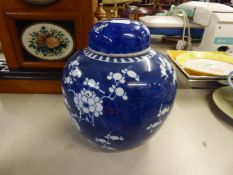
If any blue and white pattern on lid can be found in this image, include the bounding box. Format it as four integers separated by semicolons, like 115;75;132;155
84;48;157;63
88;19;150;55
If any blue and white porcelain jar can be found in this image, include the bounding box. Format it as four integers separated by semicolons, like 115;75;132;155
62;19;177;151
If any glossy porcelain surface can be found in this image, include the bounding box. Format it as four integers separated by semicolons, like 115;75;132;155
62;19;176;151
88;19;150;55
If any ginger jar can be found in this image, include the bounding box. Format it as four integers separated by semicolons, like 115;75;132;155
62;19;177;151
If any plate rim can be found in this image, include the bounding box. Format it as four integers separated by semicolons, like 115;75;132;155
212;86;233;119
176;51;233;67
183;58;233;76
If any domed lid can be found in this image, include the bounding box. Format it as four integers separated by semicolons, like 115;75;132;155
88;19;150;56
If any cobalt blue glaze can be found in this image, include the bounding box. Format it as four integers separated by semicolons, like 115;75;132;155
88;19;150;54
62;19;177;151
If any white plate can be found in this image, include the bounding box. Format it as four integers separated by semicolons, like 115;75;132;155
184;59;233;76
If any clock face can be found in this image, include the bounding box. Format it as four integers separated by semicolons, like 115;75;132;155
23;0;57;5
21;23;75;61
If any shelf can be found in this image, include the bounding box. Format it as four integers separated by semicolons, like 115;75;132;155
0;60;62;93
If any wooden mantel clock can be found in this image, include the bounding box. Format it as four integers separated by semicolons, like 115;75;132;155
0;0;97;93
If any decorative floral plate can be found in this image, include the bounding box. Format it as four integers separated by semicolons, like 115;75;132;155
21;23;74;61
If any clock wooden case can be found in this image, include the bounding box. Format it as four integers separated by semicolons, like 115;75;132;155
0;0;96;70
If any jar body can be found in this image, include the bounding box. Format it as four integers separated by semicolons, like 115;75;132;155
62;48;176;151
